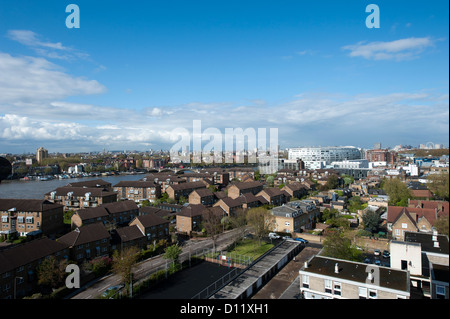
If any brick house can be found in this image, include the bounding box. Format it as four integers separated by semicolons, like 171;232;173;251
70;200;139;229
188;188;216;206
281;182;308;199
387;206;444;240
0;199;65;239
176;204;207;235
213;197;244;216
165;181;207;201
227;181;264;199
113;180;161;203
57;223;111;262
256;187;289;206
0;238;70;299
129;214;170;244
44;186;117;211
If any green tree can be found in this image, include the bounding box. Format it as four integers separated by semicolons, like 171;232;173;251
112;246;140;289
326;174;339;190
163;244;183;263
362;209;381;234
322;231;362;262
434;216;449;236
427;172;449;201
321;208;339;222
382;178;412;206
347;196;365;213
37;256;68;289
265;175;274;187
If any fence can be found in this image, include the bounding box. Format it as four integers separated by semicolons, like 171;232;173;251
110;246;251;299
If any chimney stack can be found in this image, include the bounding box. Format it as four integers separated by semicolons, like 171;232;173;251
335;263;339;274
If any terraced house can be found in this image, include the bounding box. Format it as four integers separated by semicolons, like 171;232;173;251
70;200;139;229
0;238;70;299
165;181;207;201
57;223;111;262
44;186;117;211
113;180;161;203
0;199;65;239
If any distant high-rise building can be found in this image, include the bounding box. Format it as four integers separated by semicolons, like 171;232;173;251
374;142;382;150
36;147;48;163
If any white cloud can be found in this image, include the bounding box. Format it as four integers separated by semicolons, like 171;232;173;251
0;53;106;104
343;37;435;61
7;30;89;61
0;89;447;151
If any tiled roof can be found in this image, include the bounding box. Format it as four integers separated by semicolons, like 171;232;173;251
0;238;69;274
0;199;63;212
57;223;110;247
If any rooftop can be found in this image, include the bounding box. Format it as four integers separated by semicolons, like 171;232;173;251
301;255;410;293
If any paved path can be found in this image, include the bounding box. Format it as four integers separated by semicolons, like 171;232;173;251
251;243;322;299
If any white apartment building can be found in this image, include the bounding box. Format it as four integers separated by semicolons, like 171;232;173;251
288;146;362;169
299;255;410;299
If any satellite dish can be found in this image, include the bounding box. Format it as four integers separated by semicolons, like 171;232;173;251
0;157;12;183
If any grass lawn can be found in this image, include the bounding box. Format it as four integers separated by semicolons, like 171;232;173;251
224;238;274;260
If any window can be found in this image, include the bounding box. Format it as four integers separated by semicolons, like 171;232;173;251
26;217;33;224
358;287;367;299
325;279;332;294
436;285;446;299
302;275;309;288
1;216;8;223
401;260;408;270
334;282;341;296
369;289;377;299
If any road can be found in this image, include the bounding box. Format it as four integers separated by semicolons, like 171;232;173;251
69;228;242;299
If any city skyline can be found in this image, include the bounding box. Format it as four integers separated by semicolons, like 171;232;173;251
0;0;448;153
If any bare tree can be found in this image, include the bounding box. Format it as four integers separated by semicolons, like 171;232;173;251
246;207;274;246
202;207;223;252
229;208;248;241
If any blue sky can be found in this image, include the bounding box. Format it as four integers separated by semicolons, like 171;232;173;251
0;0;448;153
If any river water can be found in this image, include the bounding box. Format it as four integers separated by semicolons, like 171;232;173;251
0;174;146;200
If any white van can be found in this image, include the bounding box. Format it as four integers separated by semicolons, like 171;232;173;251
268;232;280;239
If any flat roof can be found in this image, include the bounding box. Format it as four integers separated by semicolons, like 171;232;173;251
301;255;409;292
210;241;301;299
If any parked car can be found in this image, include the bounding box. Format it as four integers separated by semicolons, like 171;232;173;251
374;259;381;266
295;237;308;244
374;249;380;256
382;250;390;258
268;232;280;239
363;257;371;264
101;284;125;298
